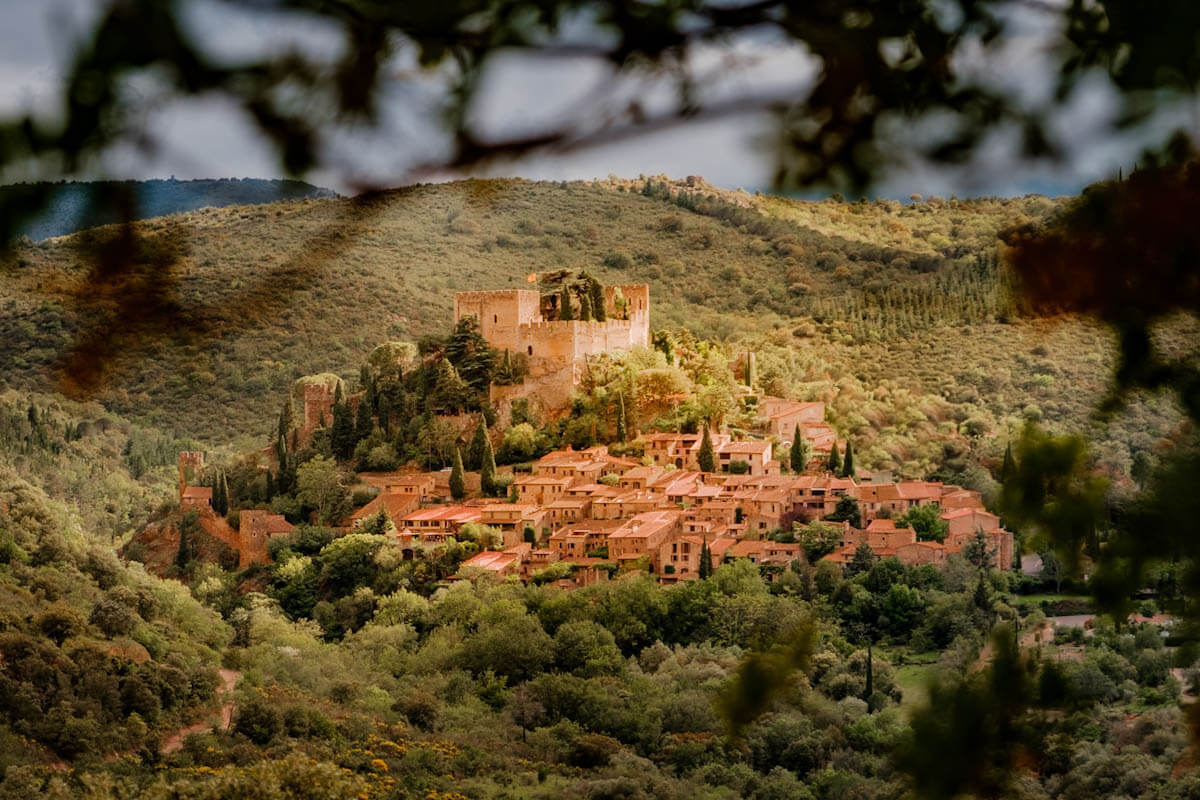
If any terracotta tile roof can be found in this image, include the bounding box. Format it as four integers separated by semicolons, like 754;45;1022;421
460;551;520;572
403;506;483;523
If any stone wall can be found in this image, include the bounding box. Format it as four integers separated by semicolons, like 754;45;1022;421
178;451;204;500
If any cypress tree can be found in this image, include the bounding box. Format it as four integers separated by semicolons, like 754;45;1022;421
558;284;574;321
214;470;230;515
265;470;276;500
1001;442;1015;483
841;440;855;478
589;278;607;321
579;291;594;321
698;537;713;579
480;431;498;496
827;442;841;474
175;525;191;571
698;424;715;473
616;395;627;443
789;425;808;473
468;416;488;471
449;447;466;500
278;395;294;442
745;350;756;389
497;349;514;383
360;364;377;412
331;400;355;459
354;396;373;444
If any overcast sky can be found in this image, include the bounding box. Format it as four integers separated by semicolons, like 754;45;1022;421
0;0;1187;198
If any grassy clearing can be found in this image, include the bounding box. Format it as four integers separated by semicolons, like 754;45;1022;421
894;663;939;715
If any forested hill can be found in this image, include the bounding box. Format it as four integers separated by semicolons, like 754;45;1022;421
0;177;1183;479
3;178;337;241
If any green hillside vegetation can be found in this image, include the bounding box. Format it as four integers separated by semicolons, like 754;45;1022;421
0;178;1187;481
0;468;228;766
0;390;196;540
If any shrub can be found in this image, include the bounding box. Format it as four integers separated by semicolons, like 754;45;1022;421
602;251;632;269
234;696;283;744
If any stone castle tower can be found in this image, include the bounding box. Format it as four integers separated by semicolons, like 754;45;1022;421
178;451;205;501
454;284;650;412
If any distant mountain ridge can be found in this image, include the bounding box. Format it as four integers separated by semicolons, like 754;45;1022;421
3;177;337;240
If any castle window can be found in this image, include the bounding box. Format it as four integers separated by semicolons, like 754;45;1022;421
493;314;497;323
528;345;533;356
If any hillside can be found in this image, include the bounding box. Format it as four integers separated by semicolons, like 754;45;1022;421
3;178;336;241
0;177;1185;476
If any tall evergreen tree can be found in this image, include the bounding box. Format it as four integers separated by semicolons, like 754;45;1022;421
496;349;515;384
277;436;296;496
354;396;373;444
579;291;594;321
265;470;276;501
444;316;497;394
468;416;488;471
698;537;713;579
360;364;376;413
589;277;607;322
278;395;295;442
841;440;855;478
789;425;809;473
698;424;715;473
1001;442;1015;483
431;358;471;414
480;431;498;496
558;284;574;321
214;470;230;515
449;447;466;500
827;442;842;474
745;350;756;389
616;394;627;443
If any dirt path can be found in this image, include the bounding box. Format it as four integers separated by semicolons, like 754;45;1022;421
160;668;240;754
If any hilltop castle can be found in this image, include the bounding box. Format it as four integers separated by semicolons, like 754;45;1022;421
454;284;650;411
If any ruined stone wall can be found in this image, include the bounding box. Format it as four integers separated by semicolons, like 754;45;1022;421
178;451;204;500
454;290;542;354
604;284;650;347
298;383;335;449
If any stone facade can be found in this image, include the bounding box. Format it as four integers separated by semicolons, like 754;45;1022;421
454;285;650;413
